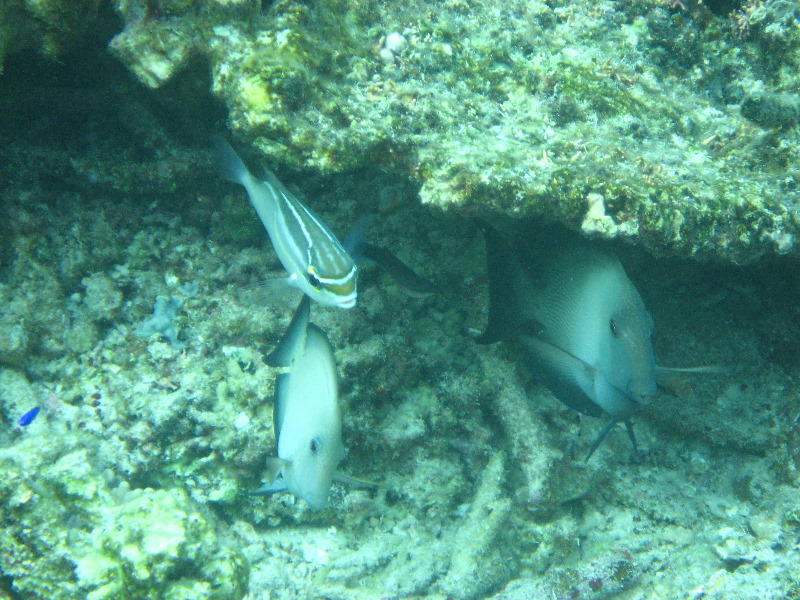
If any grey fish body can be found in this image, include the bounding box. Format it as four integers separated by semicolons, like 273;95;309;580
256;296;345;508
476;222;657;457
213;136;357;308
528;242;656;419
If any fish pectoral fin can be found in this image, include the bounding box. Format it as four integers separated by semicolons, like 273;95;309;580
333;471;379;489
520;336;604;418
252;458;290;496
265;457;288;482
251;479;288;496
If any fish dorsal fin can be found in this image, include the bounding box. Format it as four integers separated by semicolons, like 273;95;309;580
474;221;530;344
265;295;312;367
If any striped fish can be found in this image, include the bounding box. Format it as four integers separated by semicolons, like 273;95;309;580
212;136;358;308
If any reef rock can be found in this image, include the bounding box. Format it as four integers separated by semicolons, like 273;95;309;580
5;0;800;262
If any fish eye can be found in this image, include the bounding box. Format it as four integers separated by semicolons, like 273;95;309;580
609;318;618;336
307;269;322;290
309;438;320;454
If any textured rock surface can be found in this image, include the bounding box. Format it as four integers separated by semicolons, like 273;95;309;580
0;0;101;73
5;0;800;262
2;2;800;600
97;0;800;263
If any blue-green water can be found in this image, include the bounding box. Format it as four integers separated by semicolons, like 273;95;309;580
1;1;799;599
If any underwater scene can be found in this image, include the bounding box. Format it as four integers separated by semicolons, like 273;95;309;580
1;0;800;598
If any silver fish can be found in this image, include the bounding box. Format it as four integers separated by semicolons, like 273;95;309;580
212;136;357;309
475;222;658;459
255;296;345;508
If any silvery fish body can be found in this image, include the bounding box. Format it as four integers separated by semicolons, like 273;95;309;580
476;222;657;458
213;136;357;309
256;296;345;508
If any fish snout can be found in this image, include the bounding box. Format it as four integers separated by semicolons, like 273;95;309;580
337;295;357;309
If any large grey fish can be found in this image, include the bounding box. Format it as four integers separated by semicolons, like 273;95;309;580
212;136;358;309
475;222;659;459
254;295;345;508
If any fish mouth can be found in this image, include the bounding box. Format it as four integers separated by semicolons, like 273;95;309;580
337;296;357;309
627;390;656;407
629;379;657;400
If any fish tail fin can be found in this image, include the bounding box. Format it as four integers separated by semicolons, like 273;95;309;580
474;220;530;344
342;214;373;258
211;134;251;185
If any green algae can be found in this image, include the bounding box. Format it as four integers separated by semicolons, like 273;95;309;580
101;0;800;262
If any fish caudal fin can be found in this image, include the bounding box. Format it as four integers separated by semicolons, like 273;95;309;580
211;134;251;185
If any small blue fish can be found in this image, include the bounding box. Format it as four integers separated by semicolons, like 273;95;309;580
18;406;40;427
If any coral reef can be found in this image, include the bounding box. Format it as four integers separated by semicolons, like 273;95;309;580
2;1;800;599
0;0;101;73
0;370;248;600
439;452;513;600
2;137;799;598
100;0;800;262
